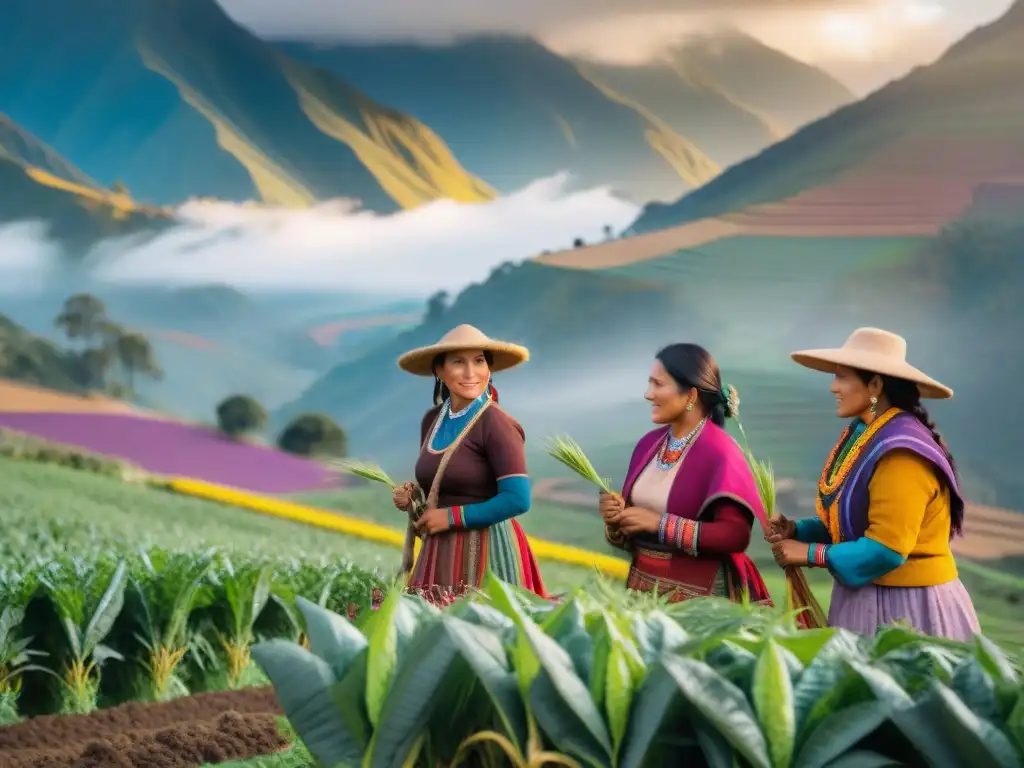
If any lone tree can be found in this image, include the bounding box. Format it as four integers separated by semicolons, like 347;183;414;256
114;331;162;393
277;413;347;458
54;293;108;348
216;394;268;438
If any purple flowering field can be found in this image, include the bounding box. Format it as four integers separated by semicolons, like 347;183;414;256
0;411;342;494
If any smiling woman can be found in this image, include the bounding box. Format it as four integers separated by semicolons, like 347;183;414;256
388;324;548;605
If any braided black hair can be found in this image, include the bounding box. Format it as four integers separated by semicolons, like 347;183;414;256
655;343;730;427
431;350;497;406
856;370;964;536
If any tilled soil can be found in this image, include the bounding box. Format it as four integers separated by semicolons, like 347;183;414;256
0;687;288;768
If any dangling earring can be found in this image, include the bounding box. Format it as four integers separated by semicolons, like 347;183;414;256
685;402;694;412
869;396;878;414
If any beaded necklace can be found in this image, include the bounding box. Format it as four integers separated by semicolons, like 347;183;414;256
656;418;706;470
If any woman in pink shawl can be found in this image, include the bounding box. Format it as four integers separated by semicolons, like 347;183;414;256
599;343;773;605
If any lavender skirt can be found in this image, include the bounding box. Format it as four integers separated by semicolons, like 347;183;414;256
828;578;981;641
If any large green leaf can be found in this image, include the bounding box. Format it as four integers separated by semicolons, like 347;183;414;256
602;611;644;754
754;639;796;768
794;701;889;768
446;616;528;752
824;751;904;767
663;655;771;768
251;639;366;766
631;612;687;664
542;597;594;684
950;656;999;721
365;620;466;768
776;629;838;666
364;586;426;727
524;618;612;767
884;680;1022;768
296;596;367;678
483;575;540;698
974;634;1019;685
1007;690;1024;755
617;660;694;768
794;632;865;736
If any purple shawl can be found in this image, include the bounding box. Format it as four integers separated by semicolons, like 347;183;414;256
623;422;768;532
833;412;963;542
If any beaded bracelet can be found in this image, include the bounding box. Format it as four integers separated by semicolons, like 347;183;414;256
659;514;700;557
808;543;830;567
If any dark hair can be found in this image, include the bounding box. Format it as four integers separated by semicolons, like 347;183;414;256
432;350;497;406
855;369;963;536
655;343;730;427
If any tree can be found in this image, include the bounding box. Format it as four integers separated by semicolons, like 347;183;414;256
114;331;163;392
216;395;268;438
277;413;347;458
54;294;108;346
603;224;614;241
425;291;449;324
573;237;585;248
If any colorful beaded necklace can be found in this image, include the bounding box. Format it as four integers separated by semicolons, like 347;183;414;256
656;418;706;470
816;407;901;540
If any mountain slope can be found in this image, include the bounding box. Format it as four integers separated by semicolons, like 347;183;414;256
0;113;168;244
629;1;1024;236
0;0;492;211
278;36;720;203
573;30;853;167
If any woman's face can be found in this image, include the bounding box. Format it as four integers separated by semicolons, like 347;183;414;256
830;364;879;419
645;359;694;424
437;348;490;402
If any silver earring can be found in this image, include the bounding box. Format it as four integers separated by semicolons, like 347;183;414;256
869;396;878;414
686;403;694;412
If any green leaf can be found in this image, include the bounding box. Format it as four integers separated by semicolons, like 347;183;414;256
618;661;690;768
631;611;688;664
365;620;465;768
950;657;999;721
777;630;837;667
603;611;644;754
1007;691;1024;755
975;635;1019;685
523;618;612;767
823;751;904;767
296;596;367;678
251;639;366;766
887;681;1022;768
445;616;528;752
483;575;540;698
541;597;593;684
754;639;796;768
364;584;423;727
82;560;127;659
794;701;889;768
663;655;771;768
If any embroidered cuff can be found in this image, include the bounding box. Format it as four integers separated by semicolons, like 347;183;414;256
660;514;700;556
808;543;831;568
448;506;464;529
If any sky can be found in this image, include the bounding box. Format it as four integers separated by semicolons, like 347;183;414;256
217;0;1014;94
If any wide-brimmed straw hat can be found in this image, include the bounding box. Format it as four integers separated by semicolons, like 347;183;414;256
397;324;530;376
790;327;953;399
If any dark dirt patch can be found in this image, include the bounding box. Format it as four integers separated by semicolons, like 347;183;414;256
0;687;287;768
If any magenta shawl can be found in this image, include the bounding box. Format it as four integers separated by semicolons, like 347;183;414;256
622;422;772;603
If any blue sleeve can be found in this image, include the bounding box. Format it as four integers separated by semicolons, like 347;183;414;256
454;476;531;528
794;518;831;544
825;537;906;588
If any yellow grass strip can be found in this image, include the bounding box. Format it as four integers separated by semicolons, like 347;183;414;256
164;478;630;579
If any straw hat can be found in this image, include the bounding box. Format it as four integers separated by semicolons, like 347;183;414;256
397;324;530;376
790;327;952;399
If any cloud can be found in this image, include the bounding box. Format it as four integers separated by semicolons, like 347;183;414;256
0;173;640;297
218;0;879;41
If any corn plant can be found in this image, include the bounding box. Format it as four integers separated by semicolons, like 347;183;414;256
206;555;274;688
127;547;217;700
253;572;1024;768
38;556;128;713
0;604;55;723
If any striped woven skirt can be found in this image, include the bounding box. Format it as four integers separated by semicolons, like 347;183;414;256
407;518;548;605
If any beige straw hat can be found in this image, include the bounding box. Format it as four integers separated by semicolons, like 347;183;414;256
790;327;953;399
397;324;530;376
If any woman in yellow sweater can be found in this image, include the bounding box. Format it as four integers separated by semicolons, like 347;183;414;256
768;327;980;640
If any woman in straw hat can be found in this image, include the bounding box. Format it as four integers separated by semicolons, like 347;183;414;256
391;324;547;605
598;343;774;606
768;327;980;640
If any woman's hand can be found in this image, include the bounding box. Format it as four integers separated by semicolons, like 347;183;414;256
414;507;451;536
771;538;810;568
392;482;414;511
599;491;624;522
607;506;661;536
767;514;796;542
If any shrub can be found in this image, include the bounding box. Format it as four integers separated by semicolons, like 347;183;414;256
216;394;268;437
276;413;347;458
